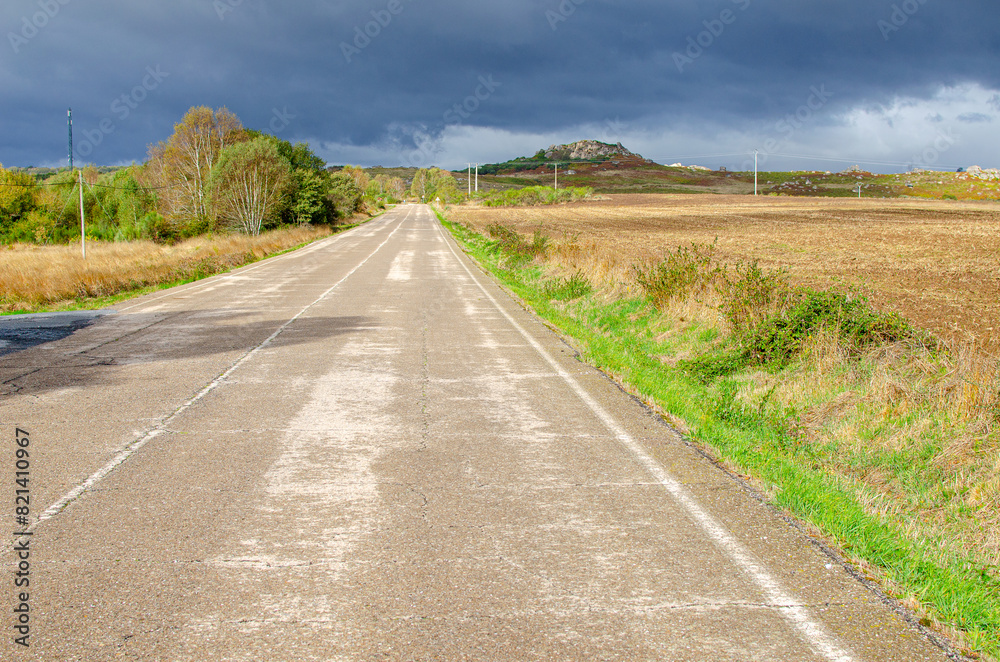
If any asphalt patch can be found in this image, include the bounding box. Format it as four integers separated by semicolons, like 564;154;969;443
0;311;113;356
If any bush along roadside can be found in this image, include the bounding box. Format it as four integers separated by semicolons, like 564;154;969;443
439;213;1000;661
473;185;593;207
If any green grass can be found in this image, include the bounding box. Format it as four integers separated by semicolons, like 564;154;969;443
439;211;999;660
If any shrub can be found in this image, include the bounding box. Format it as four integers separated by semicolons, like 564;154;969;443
717;260;794;335
634;241;720;308
544;272;592;301
486;223;547;257
478;186;592;207
741;290;916;367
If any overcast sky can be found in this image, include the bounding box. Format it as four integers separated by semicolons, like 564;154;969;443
2;0;998;172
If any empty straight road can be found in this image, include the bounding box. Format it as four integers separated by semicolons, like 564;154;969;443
2;205;954;660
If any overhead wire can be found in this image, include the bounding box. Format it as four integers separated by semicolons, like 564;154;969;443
0;177;190;192
651;150;967;171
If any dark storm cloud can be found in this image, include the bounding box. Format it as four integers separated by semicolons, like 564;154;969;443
1;0;997;167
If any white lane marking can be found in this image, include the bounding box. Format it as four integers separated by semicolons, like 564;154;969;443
29;211;412;531
387;250;415;281
115;216;394;313
433;210;858;662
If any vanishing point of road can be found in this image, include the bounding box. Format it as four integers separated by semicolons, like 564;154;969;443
2;205;957;660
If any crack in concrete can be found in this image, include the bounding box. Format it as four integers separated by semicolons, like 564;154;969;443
417;309;430;455
407;486;431;525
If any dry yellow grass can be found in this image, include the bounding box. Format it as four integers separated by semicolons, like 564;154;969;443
0;226;333;311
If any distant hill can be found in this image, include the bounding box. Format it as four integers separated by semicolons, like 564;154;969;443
541;140;644;161
476;139;654;176
458;142;1000;199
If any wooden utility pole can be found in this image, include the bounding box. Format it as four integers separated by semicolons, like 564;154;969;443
78;170;86;259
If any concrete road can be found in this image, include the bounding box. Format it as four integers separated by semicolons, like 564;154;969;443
1;205;955;660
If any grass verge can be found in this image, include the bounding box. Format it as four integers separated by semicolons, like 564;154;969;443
439;210;1000;661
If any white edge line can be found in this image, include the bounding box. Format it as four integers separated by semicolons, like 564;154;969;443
115;216;387;313
30;210;410;531
434;212;857;662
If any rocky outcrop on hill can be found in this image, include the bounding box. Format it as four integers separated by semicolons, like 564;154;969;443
964;165;1000;180
544;140;639;161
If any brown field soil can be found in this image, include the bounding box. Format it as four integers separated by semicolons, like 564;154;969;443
449;194;1000;353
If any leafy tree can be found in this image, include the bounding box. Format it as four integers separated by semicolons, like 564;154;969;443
326;171;362;218
147;106;245;233
385;176;406;201
428;168;461;203
32;169;78;241
409;168;429;200
208;137;292;235
409;168;462;203
290;169;336;225
99;167;160;241
281;142;326;172
0;164;38;236
341;165;370;192
250;135;334;225
365;174;406;206
246;131;327;174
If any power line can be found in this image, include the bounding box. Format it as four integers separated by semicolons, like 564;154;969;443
0;178;188;192
765;152;966;171
655;150;968;171
652;153;750;161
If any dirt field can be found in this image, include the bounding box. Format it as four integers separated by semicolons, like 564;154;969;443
449;194;1000;352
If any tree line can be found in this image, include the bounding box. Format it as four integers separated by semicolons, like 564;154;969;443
0;106;410;244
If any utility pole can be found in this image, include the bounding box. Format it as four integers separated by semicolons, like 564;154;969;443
475;163;479;192
78;170;86;259
67;108;73;171
754;149;759;196
554;163;558;191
